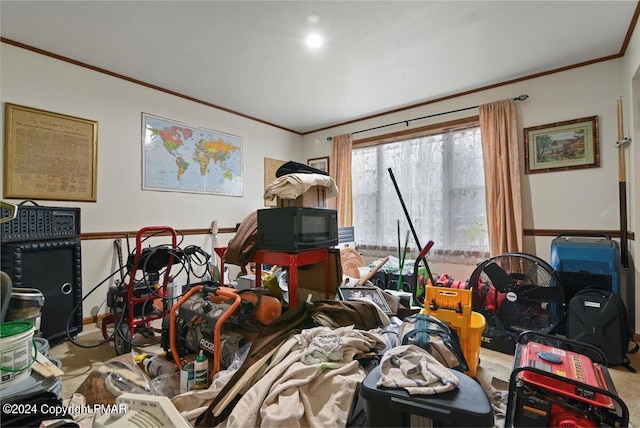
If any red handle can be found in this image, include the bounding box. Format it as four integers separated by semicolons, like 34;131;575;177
417;240;434;260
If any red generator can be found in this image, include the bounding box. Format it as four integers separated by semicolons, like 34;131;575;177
506;332;628;427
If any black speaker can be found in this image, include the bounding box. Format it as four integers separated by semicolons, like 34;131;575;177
1;239;83;342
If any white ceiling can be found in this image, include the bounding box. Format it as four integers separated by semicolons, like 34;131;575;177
1;1;637;134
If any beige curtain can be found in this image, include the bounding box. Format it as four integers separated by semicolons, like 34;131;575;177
329;134;353;226
479;99;523;256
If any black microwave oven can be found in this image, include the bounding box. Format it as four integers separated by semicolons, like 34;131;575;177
257;207;338;252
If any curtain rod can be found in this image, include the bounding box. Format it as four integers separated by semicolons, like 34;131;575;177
327;94;529;141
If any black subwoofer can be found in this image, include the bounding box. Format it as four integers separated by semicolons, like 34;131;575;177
1;239;83;342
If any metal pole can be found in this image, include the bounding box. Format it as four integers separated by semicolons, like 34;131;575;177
387;167;435;284
616;99;631;270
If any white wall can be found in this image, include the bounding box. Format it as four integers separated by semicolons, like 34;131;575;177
621;19;640;335
301;58;638;332
0;43;303;318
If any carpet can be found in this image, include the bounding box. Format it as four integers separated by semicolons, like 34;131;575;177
48;323;164;402
48;325;639;427
474;344;640;427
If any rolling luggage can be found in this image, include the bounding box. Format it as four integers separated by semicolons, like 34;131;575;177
566;286;638;372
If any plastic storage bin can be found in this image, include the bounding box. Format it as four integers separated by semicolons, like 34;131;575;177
360;365;493;427
421;286;486;377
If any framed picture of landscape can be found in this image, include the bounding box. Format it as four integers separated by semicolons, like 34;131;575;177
524;116;599;174
307;156;329;173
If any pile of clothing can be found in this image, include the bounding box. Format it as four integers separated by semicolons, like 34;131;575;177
171;299;466;427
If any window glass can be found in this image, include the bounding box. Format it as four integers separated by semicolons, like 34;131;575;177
352;126;488;253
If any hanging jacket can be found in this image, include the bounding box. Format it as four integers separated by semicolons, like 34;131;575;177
223;211;258;274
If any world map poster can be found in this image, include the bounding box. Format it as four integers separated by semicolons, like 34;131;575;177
142;113;242;196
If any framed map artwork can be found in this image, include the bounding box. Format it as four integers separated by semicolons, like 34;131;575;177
142;113;243;196
4;103;98;202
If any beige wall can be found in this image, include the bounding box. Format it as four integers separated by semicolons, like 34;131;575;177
621;19;640;336
0;43;303;316
302;57;638;333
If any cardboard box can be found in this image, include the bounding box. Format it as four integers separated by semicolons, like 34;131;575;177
297;248;342;296
277;186;327;208
298;287;336;302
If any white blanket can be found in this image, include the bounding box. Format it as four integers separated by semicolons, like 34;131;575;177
377;344;460;395
263;173;339;201
170;366;237;423
220;325;386;428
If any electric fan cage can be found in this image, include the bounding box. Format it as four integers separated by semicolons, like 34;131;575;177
468;252;564;334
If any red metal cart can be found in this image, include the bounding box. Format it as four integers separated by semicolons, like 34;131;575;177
101;226;178;354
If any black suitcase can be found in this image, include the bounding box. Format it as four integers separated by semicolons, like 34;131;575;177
567;287;638;372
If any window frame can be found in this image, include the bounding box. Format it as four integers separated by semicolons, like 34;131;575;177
353;116;480;148
351;115;489;259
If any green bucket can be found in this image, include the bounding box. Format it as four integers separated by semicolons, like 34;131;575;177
0;320;35;338
0;320;37;389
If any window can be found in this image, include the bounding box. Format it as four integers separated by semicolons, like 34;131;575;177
352;124;488;255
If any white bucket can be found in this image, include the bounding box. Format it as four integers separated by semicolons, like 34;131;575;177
0;321;36;390
5;288;45;336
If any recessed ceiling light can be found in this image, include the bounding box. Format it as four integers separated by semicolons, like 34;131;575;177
305;32;324;49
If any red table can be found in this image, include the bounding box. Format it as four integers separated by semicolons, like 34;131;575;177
253;248;330;307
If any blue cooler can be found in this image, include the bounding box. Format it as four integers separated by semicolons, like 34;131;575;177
359;365;493;427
